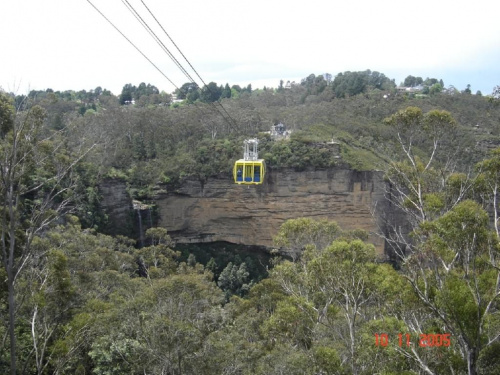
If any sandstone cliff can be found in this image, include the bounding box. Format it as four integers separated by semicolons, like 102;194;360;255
98;168;409;256
98;178;134;236
153;168;397;255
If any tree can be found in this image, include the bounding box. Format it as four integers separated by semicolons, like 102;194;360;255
383;106;458;227
493;85;500;99
206;257;217;274
332;71;366;98
220;83;231;99
119;83;134;104
270;219;404;374
0;97;95;374
366;70;392;90
277;80;285;93
175;82;199;100
87;270;224;375
186;88;200;103
306;239;378;375
136;228;178;278
200;82;222;103
231;84;242;93
135;82;159;100
273;217;366;259
300;74;328;96
331;70;394;98
0;92;14;136
403;75;423;87
217;262;250;298
382;109;500;374
429;83;443;96
21;248;76;374
423;77;439;86
397;200;500;375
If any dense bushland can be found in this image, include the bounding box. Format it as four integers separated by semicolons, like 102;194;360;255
2;74;500;374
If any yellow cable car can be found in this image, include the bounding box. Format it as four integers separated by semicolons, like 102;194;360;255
233;139;265;185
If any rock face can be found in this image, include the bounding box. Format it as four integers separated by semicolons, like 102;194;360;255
98;178;134;236
154;168;397;255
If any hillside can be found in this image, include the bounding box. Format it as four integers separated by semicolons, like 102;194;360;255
2;72;500;374
13;72;500;205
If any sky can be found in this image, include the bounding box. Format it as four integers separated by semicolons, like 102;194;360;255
1;0;499;96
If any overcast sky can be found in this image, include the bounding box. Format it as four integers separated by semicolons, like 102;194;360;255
1;0;499;96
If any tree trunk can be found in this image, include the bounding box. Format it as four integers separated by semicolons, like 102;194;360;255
468;348;478;375
7;273;16;375
5;182;18;375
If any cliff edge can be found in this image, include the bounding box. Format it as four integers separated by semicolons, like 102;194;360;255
153;168;398;255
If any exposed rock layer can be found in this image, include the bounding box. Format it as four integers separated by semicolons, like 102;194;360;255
153;168;393;254
98;178;133;236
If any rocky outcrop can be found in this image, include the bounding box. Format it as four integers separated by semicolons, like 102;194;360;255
98;178;134;236
155;168;397;255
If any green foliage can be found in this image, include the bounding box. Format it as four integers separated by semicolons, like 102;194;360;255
332;70;395;98
268;225;410;374
0;91;14;136
273;217;367;256
429;83;443;95
403;75;423;87
339;142;382;171
3;74;500;374
119;82;161;105
21;74;495;203
89;336;143;375
478;342;500;374
312;346;341;374
399;198;500;374
300;73;328;96
261;137;339;170
175;82;199;100
217;262;251;299
200;81;223;103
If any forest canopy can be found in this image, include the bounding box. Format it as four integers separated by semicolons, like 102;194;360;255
1;71;500;374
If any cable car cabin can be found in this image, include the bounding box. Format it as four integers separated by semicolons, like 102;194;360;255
234;159;265;185
234;138;265;185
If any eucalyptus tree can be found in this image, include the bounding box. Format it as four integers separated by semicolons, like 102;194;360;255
382;106;460;248
382;107;500;374
269;218;407;374
0;92;96;374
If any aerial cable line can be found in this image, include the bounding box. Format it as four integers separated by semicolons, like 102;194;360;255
121;0;197;85
122;1;232;133
139;0;207;89
123;0;237;131
86;1;225;135
85;0;178;90
87;0;236;132
139;0;238;129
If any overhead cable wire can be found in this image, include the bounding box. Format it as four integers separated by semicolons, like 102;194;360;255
123;1;235;132
139;0;207;88
87;0;237;132
86;0;218;133
121;0;197;85
121;0;231;131
125;0;236;131
85;0;178;90
139;0;238;129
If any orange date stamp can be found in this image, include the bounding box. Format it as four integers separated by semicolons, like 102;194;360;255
375;333;451;348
